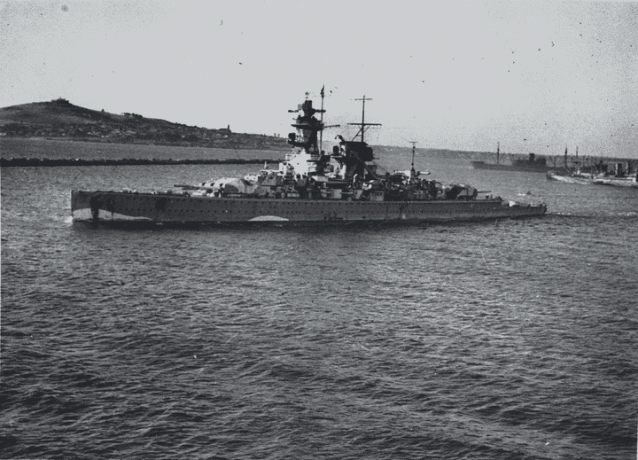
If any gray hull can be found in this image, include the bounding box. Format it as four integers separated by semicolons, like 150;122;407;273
72;190;547;226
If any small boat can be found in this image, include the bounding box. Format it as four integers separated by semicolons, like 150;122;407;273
72;91;547;227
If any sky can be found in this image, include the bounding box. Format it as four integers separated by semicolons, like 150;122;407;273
1;1;637;158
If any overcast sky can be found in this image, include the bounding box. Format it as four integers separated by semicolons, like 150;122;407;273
2;1;637;158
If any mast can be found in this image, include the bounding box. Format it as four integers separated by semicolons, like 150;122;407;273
357;95;368;142
348;95;381;143
410;141;417;180
319;86;325;154
497;142;500;165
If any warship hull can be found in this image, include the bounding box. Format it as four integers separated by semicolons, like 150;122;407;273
72;190;547;227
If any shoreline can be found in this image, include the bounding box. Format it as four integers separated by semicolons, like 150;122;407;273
0;134;289;151
0;157;282;167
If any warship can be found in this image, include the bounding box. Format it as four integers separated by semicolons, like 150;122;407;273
72;91;547;226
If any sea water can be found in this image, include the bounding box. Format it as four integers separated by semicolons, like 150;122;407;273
2;139;637;459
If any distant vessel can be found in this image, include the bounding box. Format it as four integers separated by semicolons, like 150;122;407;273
72;92;546;226
472;144;559;172
546;147;638;187
547;162;638;188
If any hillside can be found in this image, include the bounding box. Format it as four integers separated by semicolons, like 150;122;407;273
0;98;288;150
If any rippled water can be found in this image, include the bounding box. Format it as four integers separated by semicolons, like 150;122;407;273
2;139;637;459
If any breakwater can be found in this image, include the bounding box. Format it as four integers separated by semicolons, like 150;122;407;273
0;157;282;167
